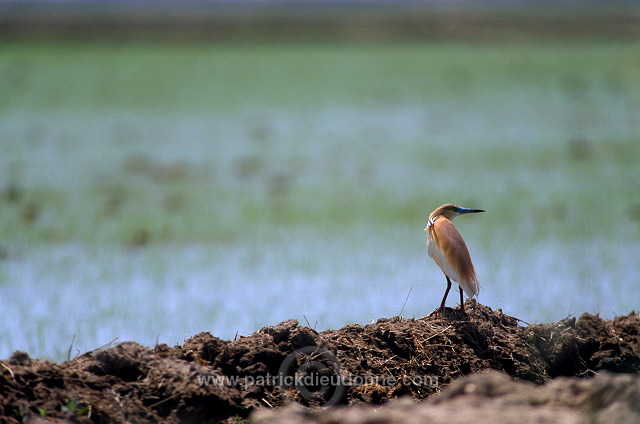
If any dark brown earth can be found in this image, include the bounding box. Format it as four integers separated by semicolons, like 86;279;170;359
1;300;639;424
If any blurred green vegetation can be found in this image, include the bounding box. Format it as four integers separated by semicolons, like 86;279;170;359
1;41;638;111
1;38;640;359
1;40;639;247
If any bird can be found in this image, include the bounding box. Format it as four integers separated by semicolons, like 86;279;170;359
425;204;484;315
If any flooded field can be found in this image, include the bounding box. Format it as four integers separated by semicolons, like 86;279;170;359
1;40;639;360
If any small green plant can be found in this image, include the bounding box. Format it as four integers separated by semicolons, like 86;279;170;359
61;398;91;416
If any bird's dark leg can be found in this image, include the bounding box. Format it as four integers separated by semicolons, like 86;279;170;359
459;286;465;314
439;276;452;316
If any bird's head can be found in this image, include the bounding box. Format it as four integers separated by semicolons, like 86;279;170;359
426;204;484;229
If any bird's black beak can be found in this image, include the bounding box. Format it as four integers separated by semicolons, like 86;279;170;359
457;207;485;214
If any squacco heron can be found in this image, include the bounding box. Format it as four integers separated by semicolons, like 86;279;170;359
425;204;484;315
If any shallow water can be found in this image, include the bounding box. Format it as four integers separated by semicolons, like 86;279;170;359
1;40;639;360
1;223;639;361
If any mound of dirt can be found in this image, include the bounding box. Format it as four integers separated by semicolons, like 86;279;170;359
252;371;640;424
0;301;638;423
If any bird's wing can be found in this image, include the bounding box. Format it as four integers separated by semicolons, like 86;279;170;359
430;218;479;297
